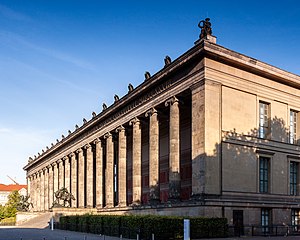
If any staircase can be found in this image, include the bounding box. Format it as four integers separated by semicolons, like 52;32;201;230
17;212;52;228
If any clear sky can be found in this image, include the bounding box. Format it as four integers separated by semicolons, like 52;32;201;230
0;0;299;184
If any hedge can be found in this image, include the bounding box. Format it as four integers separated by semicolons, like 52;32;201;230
58;214;227;239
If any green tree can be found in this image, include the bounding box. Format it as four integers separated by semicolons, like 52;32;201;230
3;190;21;218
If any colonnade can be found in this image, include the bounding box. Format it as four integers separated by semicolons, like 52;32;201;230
27;82;210;211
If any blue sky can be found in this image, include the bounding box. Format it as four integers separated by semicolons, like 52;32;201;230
0;0;299;184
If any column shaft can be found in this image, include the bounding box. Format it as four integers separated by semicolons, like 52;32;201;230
146;108;160;202
58;160;64;190
48;166;54;208
36;173;41;211
105;133;114;207
77;149;85;208
40;170;45;211
166;97;181;200
117;126;127;207
70;153;77;208
130;118;142;204
85;144;94;208
53;163;59;195
94;139;103;208
44;168;49;210
64;156;71;192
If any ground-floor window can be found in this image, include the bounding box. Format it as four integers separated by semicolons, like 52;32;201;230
261;208;271;233
292;209;300;231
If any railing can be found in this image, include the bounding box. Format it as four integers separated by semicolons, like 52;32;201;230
228;224;300;237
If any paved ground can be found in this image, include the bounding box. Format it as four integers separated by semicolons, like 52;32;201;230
1;226;300;240
0;227;130;240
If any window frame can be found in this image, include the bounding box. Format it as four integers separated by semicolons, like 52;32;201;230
290;109;299;144
259;101;270;139
261;208;271;234
259;156;270;193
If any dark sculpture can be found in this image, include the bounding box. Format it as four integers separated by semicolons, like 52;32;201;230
68;130;71;134
114;94;119;102
164;55;172;66
75;124;79;129
145;71;151;80
102;103;107;110
61;134;65;139
92;111;97;118
83;118;87;124
17;195;33;212
198;18;212;39
51;187;75;208
128;83;134;93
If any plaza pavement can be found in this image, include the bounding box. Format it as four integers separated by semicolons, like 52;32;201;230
1;227;300;240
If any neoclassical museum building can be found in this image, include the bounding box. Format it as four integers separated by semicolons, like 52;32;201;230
24;20;300;229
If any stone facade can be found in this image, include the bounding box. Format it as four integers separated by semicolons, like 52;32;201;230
24;30;300;232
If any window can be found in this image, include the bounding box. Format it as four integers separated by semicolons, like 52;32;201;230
292;209;300;230
259;157;270;193
290;110;298;144
261;208;271;233
259;102;270;138
290;161;298;195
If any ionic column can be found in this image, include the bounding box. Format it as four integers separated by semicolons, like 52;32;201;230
36;172;41;211
145;108;160;203
44;167;49;210
31;174;36;211
48;165;54;208
27;176;32;210
165;96;181;200
58;159;64;190
40;170;45;211
77;148;85;208
104;133;114;207
94;138;103;208
64;156;71;192
129;117;142;204
116;126;127;207
70;152;77;208
53;162;59;196
85;144;94;208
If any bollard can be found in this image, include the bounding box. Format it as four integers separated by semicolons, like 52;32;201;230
136;233;139;240
152;233;154;240
120;234;122;239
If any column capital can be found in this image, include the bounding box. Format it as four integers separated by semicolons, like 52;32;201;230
93;138;101;145
84;143;91;149
104;132;112;139
116;125;125;133
76;148;83;154
47;164;52;169
129;117;140;126
145;107;157;118
69;152;75;158
51;162;57;167
57;159;63;164
62;156;68;161
165;96;179;107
